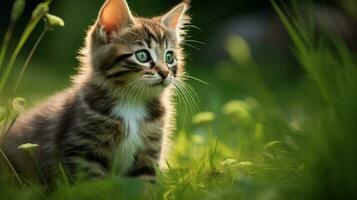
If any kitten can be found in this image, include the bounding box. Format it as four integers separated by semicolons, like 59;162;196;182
0;0;190;185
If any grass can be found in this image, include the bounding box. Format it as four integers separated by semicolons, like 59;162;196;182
1;0;357;199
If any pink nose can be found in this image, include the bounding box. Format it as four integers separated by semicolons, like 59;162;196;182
157;69;169;79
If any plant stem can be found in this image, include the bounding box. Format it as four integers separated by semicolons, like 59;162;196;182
0;105;12;136
0;21;15;71
0;15;45;94
13;28;48;94
0;147;24;187
58;163;70;186
30;151;50;190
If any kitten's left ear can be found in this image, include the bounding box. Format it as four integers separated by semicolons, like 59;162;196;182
161;1;190;35
97;0;135;34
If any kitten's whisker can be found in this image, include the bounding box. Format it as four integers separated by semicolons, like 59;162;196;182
176;79;199;112
174;85;188;123
185;39;206;45
132;81;145;103
119;80;135;105
173;81;189;118
137;82;145;100
137;81;147;101
185;24;202;31
178;78;200;100
131;81;141;103
134;81;146;103
119;83;131;105
126;81;141;105
181;81;200;106
139;82;149;99
120;80;139;105
182;74;209;85
183;43;199;50
181;72;209;85
175;80;195;114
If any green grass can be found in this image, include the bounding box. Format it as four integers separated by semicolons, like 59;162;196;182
1;0;357;199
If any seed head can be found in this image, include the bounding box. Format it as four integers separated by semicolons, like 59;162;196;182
18;143;39;154
45;13;65;30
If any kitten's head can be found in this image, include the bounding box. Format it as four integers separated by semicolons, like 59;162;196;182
80;0;190;100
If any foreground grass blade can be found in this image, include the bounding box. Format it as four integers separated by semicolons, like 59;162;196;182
13;13;65;94
0;148;23;187
0;0;25;71
0;2;50;93
13;29;48;94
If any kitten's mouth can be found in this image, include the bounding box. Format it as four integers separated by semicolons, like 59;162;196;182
151;81;164;87
151;79;170;87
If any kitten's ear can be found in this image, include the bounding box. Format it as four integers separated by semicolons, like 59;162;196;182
97;0;135;33
161;1;190;33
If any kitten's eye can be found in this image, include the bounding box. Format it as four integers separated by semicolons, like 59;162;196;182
165;51;175;65
135;50;151;63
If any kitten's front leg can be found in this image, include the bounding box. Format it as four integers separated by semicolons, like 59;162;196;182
62;155;109;181
127;150;160;183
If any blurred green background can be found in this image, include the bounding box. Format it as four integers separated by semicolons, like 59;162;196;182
1;0;357;199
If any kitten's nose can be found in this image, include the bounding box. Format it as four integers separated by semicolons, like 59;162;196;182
158;69;169;79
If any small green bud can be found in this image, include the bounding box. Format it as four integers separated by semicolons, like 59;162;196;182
11;0;26;21
237;161;255;172
31;2;49;21
223;100;252;123
192;112;215;125
237;161;254;168
45;13;65;30
12;97;26;114
223;100;246;115
220;159;237;167
226;35;252;64
18;143;39;153
191;134;205;144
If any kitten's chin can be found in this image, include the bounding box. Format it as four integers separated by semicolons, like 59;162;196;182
149;82;169;92
147;80;172;97
163;78;172;86
146;77;172;88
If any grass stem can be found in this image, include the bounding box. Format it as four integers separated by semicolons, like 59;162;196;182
0;147;23;187
13;28;48;94
30;151;50;190
0;4;48;93
0;21;15;71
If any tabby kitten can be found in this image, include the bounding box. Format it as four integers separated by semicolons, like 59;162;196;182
1;0;190;184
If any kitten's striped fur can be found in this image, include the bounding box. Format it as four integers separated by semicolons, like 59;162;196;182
0;0;190;185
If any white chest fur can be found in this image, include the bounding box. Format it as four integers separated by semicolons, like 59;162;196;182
112;103;147;174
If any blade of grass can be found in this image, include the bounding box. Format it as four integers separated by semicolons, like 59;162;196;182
0;2;50;93
13;28;48;94
0;21;15;72
0;148;23;187
0;0;25;70
272;0;306;54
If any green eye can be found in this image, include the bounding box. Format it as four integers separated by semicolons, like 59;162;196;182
135;50;150;63
165;51;175;65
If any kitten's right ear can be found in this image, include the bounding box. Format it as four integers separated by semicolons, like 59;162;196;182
97;0;135;35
